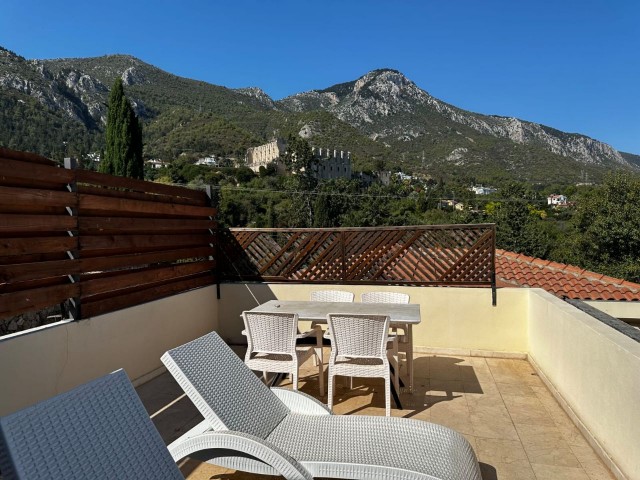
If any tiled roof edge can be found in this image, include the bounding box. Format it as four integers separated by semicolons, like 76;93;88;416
495;249;640;294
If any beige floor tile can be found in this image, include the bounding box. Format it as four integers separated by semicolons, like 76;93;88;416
525;445;582;469
430;411;475;436
471;414;519;441
516;424;581;468
466;399;511;421
429;378;465;393
570;445;615;480
496;382;537;397
515;423;566;448
502;394;556;426
475;437;529;465
466;392;508;412
480;461;537;480
530;463;590;480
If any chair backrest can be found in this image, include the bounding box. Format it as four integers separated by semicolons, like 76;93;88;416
161;331;290;440
361;291;410;304
310;290;354;302
327;314;390;358
0;370;183;480
243;311;297;355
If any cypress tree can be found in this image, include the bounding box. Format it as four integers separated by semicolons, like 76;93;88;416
101;78;143;179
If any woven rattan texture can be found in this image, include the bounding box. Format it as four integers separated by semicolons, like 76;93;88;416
0;370;183;480
163;332;289;440
361;291;410;304
267;414;481;480
243;311;297;353
310;290;355;302
328;314;389;358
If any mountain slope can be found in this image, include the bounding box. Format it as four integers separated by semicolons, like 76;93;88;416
0;47;636;182
277;69;633;174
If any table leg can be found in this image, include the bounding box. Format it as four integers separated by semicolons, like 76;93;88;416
408;324;414;392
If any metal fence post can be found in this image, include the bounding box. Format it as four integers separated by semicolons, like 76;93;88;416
63;158;81;319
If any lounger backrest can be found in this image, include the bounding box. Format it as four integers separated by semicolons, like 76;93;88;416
161;331;289;440
0;370;183;480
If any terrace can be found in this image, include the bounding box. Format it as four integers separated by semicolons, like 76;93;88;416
1;149;639;480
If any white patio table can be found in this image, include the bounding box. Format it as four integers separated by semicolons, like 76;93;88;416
247;299;421;394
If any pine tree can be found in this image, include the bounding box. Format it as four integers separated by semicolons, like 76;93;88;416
101;78;143;179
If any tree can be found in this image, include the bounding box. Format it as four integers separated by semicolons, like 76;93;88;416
100;78;143;179
489;182;550;258
280;135;318;189
571;172;640;281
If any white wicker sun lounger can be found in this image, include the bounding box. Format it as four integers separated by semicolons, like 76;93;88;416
161;331;482;480
0;370;183;480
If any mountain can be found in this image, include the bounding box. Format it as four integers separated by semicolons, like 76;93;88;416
277;69;635;179
0;46;637;182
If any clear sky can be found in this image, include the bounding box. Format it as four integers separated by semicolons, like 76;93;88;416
2;0;639;153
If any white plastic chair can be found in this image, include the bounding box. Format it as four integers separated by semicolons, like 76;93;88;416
361;291;413;391
243;311;324;397
310;290;354;302
309;290;355;347
326;313;399;417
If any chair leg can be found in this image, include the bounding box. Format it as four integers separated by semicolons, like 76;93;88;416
292;371;298;391
384;375;391;417
317;351;325;397
327;372;334;412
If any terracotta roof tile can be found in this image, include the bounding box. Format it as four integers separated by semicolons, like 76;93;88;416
495;249;640;301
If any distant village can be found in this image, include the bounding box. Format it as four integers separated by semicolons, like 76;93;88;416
136;137;572;210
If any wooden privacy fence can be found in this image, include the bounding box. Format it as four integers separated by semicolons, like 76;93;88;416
219;224;497;303
0;148;217;321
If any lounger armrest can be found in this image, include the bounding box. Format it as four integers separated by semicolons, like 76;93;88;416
271;388;332;415
169;429;313;480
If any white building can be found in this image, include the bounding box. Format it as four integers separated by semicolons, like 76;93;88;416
246;140;352;180
547;194;568;206
470;185;497;195
312;148;351;181
195;156;218;167
145;159;168;169
245;139;287;172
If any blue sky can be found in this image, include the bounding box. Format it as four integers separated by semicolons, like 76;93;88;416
2;0;639;153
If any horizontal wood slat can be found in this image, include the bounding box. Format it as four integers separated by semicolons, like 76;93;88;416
77;184;204;207
80;246;214;273
0;148;58;166
0;236;77;256
1;259;79;283
78;217;216;235
0;215;76;233
81;261;216;297
0;158;73;188
81;274;215;318
79;234;211;256
78;193;216;218
75;169;207;202
0;283;79;316
0;186;76;209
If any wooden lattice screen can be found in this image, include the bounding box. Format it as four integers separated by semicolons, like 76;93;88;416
219;224;497;303
1;148;217;322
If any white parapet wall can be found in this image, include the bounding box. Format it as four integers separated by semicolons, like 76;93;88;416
528;289;640;480
217;283;529;356
0;285;218;417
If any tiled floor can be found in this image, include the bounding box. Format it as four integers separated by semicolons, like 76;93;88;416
139;348;614;480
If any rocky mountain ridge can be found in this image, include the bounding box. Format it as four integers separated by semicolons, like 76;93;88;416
0;46;636;181
277;69;631;169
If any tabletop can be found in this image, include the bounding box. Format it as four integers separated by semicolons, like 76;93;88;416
247;300;421;324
